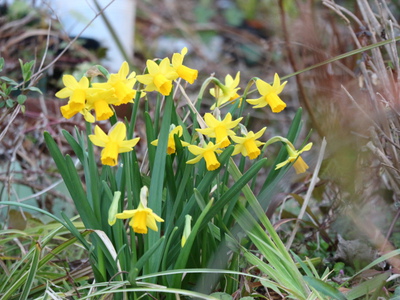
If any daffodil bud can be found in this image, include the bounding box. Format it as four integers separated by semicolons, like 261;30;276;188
108;191;122;226
181;215;192;247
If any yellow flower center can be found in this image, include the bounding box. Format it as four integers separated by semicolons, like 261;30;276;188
93;99;113;121
293;156;309;174
131;209;149;234
203;149;220;171
69;89;86;110
154;74;172;95
114;81;134;105
167;137;176;155
101;141;120;166
60;104;78;119
229;92;240;102
244;139;261;160
266;93;286;113
215;126;230;148
177;65;198;84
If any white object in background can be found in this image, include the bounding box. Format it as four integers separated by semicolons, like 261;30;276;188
51;0;136;71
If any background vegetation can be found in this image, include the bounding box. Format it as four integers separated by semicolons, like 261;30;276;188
1;0;400;299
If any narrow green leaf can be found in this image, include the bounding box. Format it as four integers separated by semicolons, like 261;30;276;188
128;236;166;283
303;276;346;300
62;129;84;162
345;272;390;300
20;243;41;300
146;92;174;276
172;199;214;288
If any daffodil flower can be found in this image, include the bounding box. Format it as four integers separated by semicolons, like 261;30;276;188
56;75;92;119
136;58;178;96
151;125;190;155
83;86;118;121
196;113;242;148
186;141;222;171
115;186;164;234
275;142;312;174
246;74;287;113
210;72;241;109
56;75;90;112
231;127;267;160
89;122;140;166
172;47;198;84
93;61;138;106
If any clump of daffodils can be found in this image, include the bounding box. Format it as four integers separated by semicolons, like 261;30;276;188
55;47;312;234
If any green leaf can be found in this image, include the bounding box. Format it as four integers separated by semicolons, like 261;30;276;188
20;243;41;300
0;76;18;86
128;236;166;283
0;57;4;71
6;99;14;107
96;65;110;78
17;94;27;105
303;276;346;300
345;272;390;300
146;92;174;276
24;86;43;94
210;292;233;300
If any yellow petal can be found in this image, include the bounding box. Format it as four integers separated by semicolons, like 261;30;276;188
116;209;136;219
119;137;140;152
62;75;78;89
109;122;127;142
275;159;290;170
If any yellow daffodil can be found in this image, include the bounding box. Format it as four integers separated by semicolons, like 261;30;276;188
247;74;287;113
187;141;222;171
57;75;93;119
115;186;164;234
275;142;312;174
56;75;90;112
89;122;140;166
210;72;241;109
231;127;267;160
83;86;118;121
196;113;242;148
172;47;198;84
151;125;190;155
93;61;138;106
136;58;178;96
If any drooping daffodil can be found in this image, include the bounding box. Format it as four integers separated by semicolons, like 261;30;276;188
172;47;198;84
89;122;140;166
275;142;313;174
151;125;190;155
246;74;287;113
136;57;178;96
115;186;164;234
210;72;241;109
231;127;267;160
186;141;222;171
196;113;242;148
